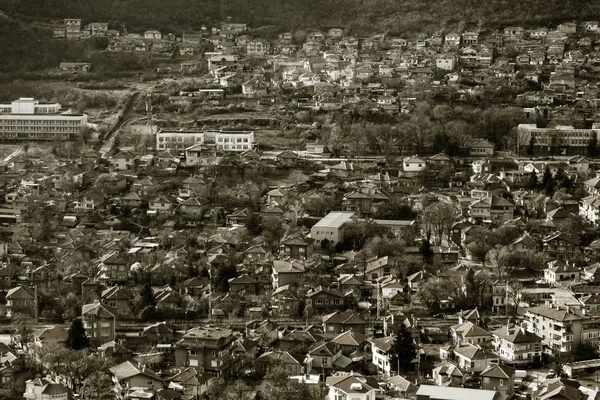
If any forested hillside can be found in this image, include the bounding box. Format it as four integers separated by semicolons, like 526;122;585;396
1;0;599;34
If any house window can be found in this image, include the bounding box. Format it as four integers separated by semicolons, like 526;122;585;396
499;379;503;386
322;358;328;366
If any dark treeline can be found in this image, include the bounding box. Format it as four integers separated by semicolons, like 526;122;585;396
1;0;600;34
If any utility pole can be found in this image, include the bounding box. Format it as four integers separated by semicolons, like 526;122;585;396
376;281;383;320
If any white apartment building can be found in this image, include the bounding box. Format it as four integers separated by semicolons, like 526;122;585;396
524;304;600;353
156;129;256;152
0;98;88;141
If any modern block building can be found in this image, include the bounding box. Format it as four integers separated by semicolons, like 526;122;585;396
156;129;256;152
517;124;600;156
0;98;88;141
310;211;356;246
174;327;234;376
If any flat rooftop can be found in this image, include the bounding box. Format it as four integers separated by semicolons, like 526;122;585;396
313;211;355;229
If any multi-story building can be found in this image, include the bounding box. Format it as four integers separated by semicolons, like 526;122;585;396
246;39;270;56
5;285;35;318
524;304;600;353
491;325;542;365
517;124;600;156
310;211;356;246
0;98;88;141
82;301;117;347
156;130;256;152
469;195;515;224
174;327;234;376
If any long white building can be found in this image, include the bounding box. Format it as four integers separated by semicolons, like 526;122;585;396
0;98;88;141
156;129;256;152
517;123;600;156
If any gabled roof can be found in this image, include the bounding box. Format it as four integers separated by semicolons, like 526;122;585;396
257;350;303;365
451;321;491;338
526;305;584;322
109;361;162;382
331;330;368;347
453;343;497;360
365;256;389;273
369;336;394;352
323;311;366;325
491;324;541;344
326;374;379;394
82;301;117;318
273;259;305;273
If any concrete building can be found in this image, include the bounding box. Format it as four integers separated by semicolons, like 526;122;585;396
82;301;117;346
156;130;256;152
524;304;600;353
517;124;600;156
310;211;355;246
0;98;88;141
491;325;542;365
174;327;234;376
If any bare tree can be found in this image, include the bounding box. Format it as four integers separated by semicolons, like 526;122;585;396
421;201;459;246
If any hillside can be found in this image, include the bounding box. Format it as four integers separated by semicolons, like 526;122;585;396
1;0;599;34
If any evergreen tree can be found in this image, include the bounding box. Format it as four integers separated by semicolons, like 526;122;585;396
140;283;157;308
588;134;599;158
389;324;418;374
419;236;434;265
66;318;90;351
529;170;538;189
526;135;535;156
542;166;554;195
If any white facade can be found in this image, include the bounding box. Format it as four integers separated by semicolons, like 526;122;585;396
402;156;427;172
310;211;355;245
156;130;255;152
0;98;88;141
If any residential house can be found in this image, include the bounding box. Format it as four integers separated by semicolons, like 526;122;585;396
331;330;369;356
23;378;70;400
111;151;136;171
342;187;389;216
544;260;580;284
307;341;343;370
480;364;515;397
82;301;117;346
450;321;492;345
323;311;366;335
168;367;209;399
306;286;345;314
280;234;313;259
364;256;398;282
101;286;133;311
469;195;515;224
255;351;306;376
109;361;163;397
266;188;288;205
5;285;35;318
453;343;500;373
326;373;379;400
491;324;542;366
228;275;258;295
509;233;539;255
369;336;395;376
272;259;305;289
580;196;600;225
97;252;129;284
272;285;300;318
542;231;580;261
432;362;465;386
402;155;428;173
174;327;234;376
469;139;495;156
